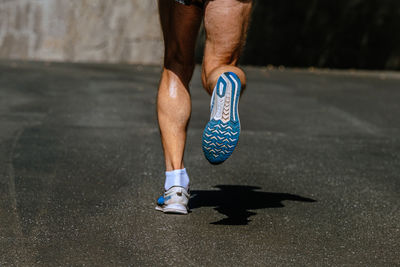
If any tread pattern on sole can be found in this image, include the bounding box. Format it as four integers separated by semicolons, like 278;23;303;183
202;120;240;163
202;72;241;164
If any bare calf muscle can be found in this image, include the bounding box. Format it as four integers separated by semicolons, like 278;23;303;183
157;0;201;171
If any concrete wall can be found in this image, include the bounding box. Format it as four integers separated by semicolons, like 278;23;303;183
0;0;163;64
1;0;399;69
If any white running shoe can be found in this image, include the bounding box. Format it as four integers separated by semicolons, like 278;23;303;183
155;186;189;215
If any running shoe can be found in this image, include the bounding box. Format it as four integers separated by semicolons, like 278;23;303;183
202;72;241;164
155;186;189;214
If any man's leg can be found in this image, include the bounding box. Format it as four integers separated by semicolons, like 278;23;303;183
157;0;202;171
202;0;252;94
200;0;252;163
156;0;202;214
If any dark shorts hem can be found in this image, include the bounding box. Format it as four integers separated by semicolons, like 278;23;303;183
175;0;204;8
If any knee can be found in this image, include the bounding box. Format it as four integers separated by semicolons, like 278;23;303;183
164;47;196;85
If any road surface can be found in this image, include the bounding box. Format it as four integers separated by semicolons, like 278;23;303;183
0;61;399;266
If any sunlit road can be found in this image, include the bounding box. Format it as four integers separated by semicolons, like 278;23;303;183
0;61;399;266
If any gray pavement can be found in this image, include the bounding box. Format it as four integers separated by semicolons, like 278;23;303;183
0;61;399;266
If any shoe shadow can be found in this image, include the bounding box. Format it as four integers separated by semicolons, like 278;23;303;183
189;185;316;225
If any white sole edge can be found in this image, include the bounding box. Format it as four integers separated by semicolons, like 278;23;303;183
155;204;188;215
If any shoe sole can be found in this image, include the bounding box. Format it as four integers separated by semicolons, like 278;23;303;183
155;204;188;215
202;72;241;164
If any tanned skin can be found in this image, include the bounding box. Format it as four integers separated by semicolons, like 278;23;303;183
157;0;252;171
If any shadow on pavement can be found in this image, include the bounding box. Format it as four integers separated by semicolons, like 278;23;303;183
189;185;316;225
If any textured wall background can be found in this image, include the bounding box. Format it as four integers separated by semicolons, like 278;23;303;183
0;0;163;64
1;0;399;69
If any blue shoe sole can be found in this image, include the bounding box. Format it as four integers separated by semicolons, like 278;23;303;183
202;72;241;164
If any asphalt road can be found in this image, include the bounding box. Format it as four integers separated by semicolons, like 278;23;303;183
0;61;399;266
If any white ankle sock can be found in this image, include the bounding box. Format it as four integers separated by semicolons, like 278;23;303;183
164;168;189;191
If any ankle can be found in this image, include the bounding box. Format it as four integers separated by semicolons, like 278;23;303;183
164;168;190;191
165;162;184;172
203;65;246;94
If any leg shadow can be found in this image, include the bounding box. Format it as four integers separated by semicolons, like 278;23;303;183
189;185;316;225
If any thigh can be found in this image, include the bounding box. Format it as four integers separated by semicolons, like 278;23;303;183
202;0;252;73
159;0;202;69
